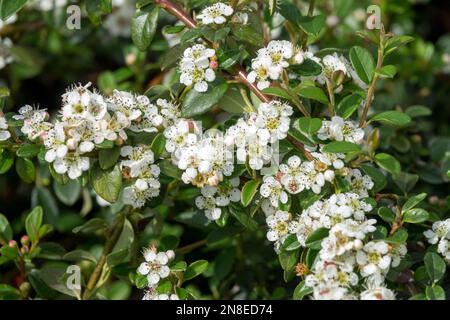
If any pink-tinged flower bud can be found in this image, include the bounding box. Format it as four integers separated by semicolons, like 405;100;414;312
209;59;218;70
8;240;17;247
20;235;29;246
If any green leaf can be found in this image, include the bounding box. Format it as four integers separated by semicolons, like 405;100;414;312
99;147;120;170
181;81;228;117
297;117;323;136
337;93;363;119
377;207;395;223
25;206;43;243
162;25;185;34
293;281;312;300
305;227;329;250
72;218;108;234
281;234;301;251
402;208;429;224
374;153;401;175
299;15;326;36
277;0;301;26
386;228;408;244
297;86;328;104
16;157;36;183
393;171;419;194
217;49;241;69
150;133;166;159
0;0;27;20
91;165;122;203
184;260;209;281
322;141;361;153
131;5;160;51
0;213;12;243
170;261;187;272
230;23;264;46
0;284;21;300
16;143;41;158
159;235;179;251
377;65;397;78
425;285;445;300
290;59;322;76
385;35;414;57
405;105;431;118
217;85;246;113
63;250;97;263
53;179;81;206
262;87;291;100
241;180;260;207
368;111;411;127
160;43;189;71
349;46;375;84
229;204;258;231
278;248;299;271
0;150;14;174
402;193;427;212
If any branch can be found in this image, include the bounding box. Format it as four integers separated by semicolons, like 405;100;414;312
154;0;312;158
359;25;386;128
82;213;125;300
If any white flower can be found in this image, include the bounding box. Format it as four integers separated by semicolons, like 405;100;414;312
390;244;407;267
266;211;299;250
107;89;142;125
157;98;180;127
260;176;288;207
179;45;216;92
305;259;359;300
197;2;234;25
137;247;174;285
62;83;108;122
317;116;365;144
32;0;67;11
360;285;396;300
356;241;392;277
15;105;52;140
42;122;68;163
53;152;90;179
321;53;348;78
247;40;294;88
0;114;11;141
195;178;240;220
345;168;374;198
424;219;450;245
164;120;199;158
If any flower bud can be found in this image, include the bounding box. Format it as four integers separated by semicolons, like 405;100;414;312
9;240;17;247
166;250;175;261
20;235;29;246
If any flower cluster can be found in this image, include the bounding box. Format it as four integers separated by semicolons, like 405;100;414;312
247;40;304;90
197;2;234;25
317;116;365;144
179;44;216;92
195;177;240;220
121;146;161;208
164;120;234;187
137;246;179;300
225;100;293;170
424;218;450;261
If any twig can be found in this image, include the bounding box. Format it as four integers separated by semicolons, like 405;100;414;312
82;213;125;300
359;25;386;128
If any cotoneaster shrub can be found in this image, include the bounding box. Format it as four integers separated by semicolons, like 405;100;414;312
0;0;449;300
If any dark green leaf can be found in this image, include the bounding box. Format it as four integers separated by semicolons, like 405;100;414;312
349;46;375;84
181;81;228;117
184;260;209;281
131;5;160;51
